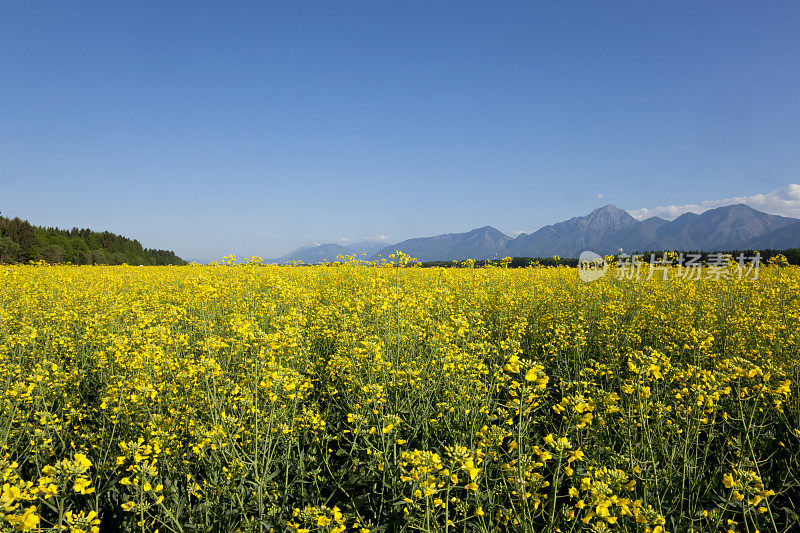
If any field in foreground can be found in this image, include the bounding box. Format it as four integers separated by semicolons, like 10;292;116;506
1;261;799;532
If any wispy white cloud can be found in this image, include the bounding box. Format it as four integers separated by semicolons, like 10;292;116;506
628;184;800;221
363;234;390;241
597;193;604;199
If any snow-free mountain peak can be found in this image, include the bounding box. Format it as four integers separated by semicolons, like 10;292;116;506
271;203;800;263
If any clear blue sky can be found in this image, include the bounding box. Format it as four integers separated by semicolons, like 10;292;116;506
2;1;799;262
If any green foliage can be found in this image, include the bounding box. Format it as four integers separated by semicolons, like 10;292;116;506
0;212;185;265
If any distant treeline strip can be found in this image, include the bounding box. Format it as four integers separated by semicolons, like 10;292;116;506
418;249;800;268
0;213;186;265
418;257;579;268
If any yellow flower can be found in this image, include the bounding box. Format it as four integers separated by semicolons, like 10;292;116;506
73;454;92;470
568;449;585;463
5;506;40;531
73;477;94;495
65;510;101;533
463;460;481;481
1;483;22;506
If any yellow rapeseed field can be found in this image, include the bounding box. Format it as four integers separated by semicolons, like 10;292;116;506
1;257;798;532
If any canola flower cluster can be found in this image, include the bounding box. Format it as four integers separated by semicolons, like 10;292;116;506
0;256;799;532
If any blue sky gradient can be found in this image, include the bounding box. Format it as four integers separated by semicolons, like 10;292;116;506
2;1;799;261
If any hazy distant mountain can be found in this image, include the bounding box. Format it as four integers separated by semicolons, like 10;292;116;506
504;203;799;258
346;241;392;257
638;204;798;252
600;216;670;253
746;219;800;249
271;240;391;263
276;203;800;264
504;205;639;258
370;226;512;262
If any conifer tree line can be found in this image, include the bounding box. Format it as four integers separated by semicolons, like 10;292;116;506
0;212;185;265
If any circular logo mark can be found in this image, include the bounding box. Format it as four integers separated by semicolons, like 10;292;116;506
578;250;608;283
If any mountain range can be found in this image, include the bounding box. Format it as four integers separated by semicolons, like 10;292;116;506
272;204;800;263
269;240;391;263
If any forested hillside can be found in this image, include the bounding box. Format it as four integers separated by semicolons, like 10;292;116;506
0;213;185;265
